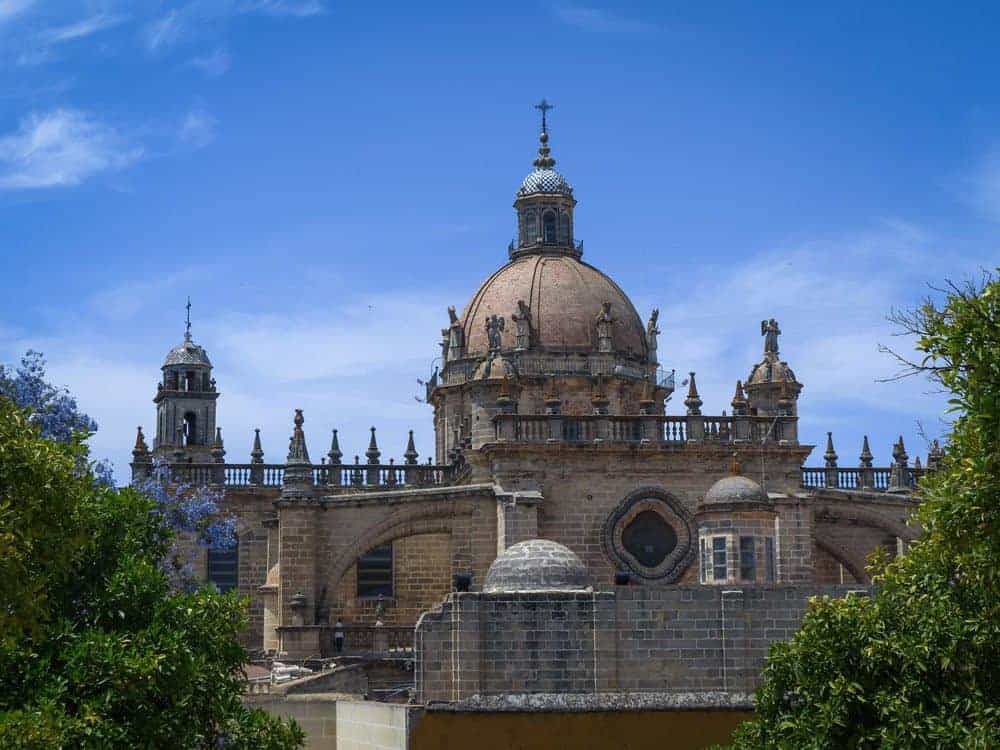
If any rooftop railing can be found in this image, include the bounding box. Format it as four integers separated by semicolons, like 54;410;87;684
492;413;799;446
800;466;926;492
163;461;461;489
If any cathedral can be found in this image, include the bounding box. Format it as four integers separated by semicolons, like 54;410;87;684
129;108;932;678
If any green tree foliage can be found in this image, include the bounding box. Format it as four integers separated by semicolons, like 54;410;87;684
0;399;303;749
727;272;1000;749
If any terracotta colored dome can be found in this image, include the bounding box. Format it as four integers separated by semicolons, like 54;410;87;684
460;254;648;359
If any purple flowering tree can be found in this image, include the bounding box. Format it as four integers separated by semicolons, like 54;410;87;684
137;460;237;590
0;350;114;484
2;350;236;589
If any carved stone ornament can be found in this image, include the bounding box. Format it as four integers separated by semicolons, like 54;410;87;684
602;487;696;582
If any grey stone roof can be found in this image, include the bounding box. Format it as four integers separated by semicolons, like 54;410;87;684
517;168;573;197
163;339;212;368
702;475;768;506
483;539;590;592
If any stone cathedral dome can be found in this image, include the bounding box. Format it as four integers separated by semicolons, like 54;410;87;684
458;103;648;362
460;254;648;359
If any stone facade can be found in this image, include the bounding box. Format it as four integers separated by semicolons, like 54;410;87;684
132;116;926;694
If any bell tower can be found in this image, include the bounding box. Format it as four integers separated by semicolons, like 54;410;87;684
152;299;219;463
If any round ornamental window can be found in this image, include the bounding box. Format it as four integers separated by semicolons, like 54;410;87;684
602;487;695;582
622;511;677;567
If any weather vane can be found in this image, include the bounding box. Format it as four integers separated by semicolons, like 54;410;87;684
534;98;553;134
185;297;192;341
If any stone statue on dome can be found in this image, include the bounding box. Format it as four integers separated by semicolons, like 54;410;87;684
761;318;781;356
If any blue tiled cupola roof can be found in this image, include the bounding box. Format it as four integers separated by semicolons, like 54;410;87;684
516;127;574;198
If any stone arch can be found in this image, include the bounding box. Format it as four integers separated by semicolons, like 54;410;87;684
327;506;474;594
814;535;867;584
814;503;918;542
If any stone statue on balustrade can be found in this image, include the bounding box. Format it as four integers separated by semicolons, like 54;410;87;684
646;308;660;364
761;318;781;356
446;306;464;361
512;299;532;351
595;302;614;353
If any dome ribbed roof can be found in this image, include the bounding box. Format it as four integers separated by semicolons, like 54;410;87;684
702;475;769;506
460;254;648;359
517;168;573;197
163;339;211;368
484;539;590;592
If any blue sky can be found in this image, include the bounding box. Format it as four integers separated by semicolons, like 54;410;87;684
1;1;998;482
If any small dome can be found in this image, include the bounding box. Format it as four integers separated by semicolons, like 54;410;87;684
484;539;590;592
163;338;212;368
518;167;573;197
747;353;796;386
702;475;769;507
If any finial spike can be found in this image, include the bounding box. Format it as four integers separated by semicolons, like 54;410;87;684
328;429;342;465
824;431;838;467
185;297;192;342
404;430;419;465
684;372;702;415
366;426;381;464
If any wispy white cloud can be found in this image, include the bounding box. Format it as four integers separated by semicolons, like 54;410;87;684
44;12;125;43
177;109;218;148
142;9;183;52
187;47;231;76
635;219;980;460
0;109;142;189
552;4;655;33
240;0;326;17
0;0;36;24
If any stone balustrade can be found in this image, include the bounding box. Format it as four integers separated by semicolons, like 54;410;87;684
163;461;461;489
492;413;799;446
800;466;926;492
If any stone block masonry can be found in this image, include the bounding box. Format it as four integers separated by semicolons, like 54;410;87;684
415;584;868;703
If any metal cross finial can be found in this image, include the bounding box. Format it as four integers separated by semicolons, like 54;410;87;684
534;98;553;133
185;297;192;341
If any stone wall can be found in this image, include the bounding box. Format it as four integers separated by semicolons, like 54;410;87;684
415;584;868;703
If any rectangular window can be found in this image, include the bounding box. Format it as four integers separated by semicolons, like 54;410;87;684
207;545;238;593
699;538;708;583
765;537;776;582
712;536;728;583
357;543;393;598
739;536;756;582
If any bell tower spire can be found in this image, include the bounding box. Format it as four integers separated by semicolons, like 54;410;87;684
148;299;220;467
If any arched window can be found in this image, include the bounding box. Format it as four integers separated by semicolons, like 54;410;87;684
185;371;195;391
560;212;571;244
543;211;557;243
524;211;538;244
183;411;198;445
